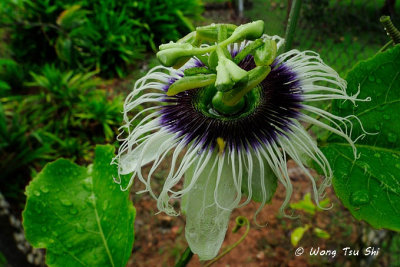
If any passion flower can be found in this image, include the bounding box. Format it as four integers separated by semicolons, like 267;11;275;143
112;21;370;260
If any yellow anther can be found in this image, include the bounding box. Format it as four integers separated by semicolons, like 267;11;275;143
216;137;226;155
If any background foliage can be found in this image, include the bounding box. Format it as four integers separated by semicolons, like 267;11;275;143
1;0;400;266
0;0;203;200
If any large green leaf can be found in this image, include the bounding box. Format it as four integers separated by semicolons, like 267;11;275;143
332;45;400;149
23;145;135;267
322;45;400;231
321;143;400;231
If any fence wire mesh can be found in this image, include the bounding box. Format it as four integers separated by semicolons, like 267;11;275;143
241;0;400;76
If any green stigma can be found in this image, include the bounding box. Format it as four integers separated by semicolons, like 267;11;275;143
157;20;277;115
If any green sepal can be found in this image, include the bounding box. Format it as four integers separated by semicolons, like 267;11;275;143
254;39;277;66
167;74;216;96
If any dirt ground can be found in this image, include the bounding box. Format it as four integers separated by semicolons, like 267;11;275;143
128;159;389;267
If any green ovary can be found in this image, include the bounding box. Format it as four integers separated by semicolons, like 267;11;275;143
194;84;262;119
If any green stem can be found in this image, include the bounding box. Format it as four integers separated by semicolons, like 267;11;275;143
284;0;302;52
380;16;400;44
174;247;194;267
221;66;271;107
204;216;250;267
377;40;394;54
158;21;265;67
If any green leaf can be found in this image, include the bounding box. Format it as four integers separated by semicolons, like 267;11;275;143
291;225;310;247
321;143;400;231
0;80;11;90
55;37;73;64
0;251;7;266
321;46;400;232
56;5;87;30
23;145;135;267
290;193;317;215
332;45;400;149
313;227;330;239
0;58;17;67
290;193;330;215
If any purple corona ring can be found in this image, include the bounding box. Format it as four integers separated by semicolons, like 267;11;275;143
112;31;370;260
160;56;303;151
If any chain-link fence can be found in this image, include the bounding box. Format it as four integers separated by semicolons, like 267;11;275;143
242;0;400;76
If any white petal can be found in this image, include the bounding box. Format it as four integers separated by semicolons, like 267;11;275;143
183;152;239;260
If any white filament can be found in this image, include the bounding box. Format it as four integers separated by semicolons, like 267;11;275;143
112;36;371;260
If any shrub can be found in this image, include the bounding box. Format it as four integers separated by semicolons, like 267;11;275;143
0;0;204;77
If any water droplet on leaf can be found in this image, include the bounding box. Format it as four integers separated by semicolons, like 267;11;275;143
40;185;49;193
102;200;109;211
350;190;370;207
75;224;84;233
86;194;96;208
34;191;40;197
70;208;78;215
82;177;92;192
388;133;397;143
61;199;72;207
35;206;42;214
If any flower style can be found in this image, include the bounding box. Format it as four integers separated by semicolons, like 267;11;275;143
112;21;370;260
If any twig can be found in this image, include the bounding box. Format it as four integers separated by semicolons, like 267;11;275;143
204;216;250;267
284;0;303;52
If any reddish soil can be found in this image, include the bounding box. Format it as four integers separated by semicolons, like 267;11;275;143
127;160;385;267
